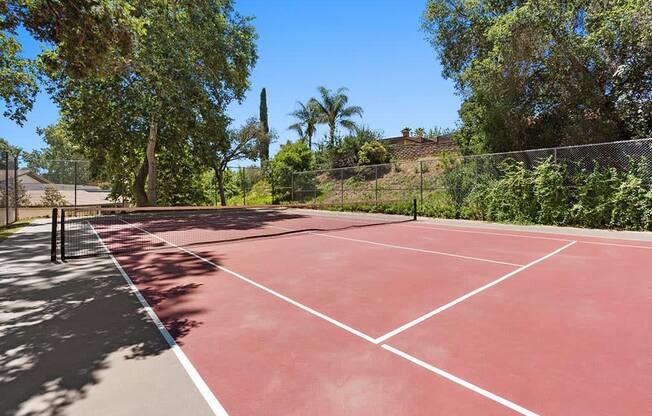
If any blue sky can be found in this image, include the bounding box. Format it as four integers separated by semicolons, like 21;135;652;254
1;0;460;156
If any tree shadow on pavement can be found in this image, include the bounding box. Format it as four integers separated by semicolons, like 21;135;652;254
0;223;222;416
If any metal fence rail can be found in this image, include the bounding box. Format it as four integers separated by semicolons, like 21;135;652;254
289;138;652;206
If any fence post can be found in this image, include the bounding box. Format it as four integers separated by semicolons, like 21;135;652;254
13;155;17;221
51;208;58;262
74;160;78;208
374;165;378;204
241;167;246;205
419;160;424;206
4;152;7;226
553;148;558;162
60;209;66;262
340;168;344;208
290;172;294;203
269;163;275;205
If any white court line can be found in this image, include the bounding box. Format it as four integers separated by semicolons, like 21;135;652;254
290;209;652;248
374;240;577;344
266;225;524;267
88;222;229;416
110;219;544;415
400;221;652;248
382;345;538;416
117;219;378;344
397;223;573;242
576;240;652;250
287;210;569;243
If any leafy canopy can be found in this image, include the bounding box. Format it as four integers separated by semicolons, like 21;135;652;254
423;0;652;153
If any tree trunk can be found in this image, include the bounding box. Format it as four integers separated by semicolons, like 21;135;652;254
146;115;158;206
134;157;149;206
214;167;227;206
329;122;336;147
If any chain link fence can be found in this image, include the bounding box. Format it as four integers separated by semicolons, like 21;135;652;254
289;138;652;207
16;159;113;219
1;151;18;227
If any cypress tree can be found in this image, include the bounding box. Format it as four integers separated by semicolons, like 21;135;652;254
259;88;269;161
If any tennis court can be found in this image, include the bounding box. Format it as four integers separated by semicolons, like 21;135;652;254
55;205;652;415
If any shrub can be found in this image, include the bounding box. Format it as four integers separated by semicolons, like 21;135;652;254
358;141;390;165
570;166;620;228
609;161;652;230
271;140;313;201
485;160;537;223
438;154;477;218
39;186;69;206
532;158;569;225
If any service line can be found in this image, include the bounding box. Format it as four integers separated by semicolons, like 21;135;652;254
373;240;576;344
267;224;523;267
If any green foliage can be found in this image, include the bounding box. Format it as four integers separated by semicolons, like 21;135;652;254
570;167;621;228
532;158;569;225
358;141;390;166
484;161;538;223
288;100;321;149
39;186;68;207
271;140;313;201
0;32;38;124
49;0;258;206
310;86;363;147
0;138;21;155
609;161;652;230
315;128;383;169
438;154;477;218
156;143;210;206
423;0;652;153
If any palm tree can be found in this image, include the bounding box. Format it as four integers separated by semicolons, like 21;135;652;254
288;100;320;149
311;86;363;147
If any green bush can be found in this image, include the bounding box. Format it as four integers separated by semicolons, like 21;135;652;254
39;186;69;207
609;161;652;230
484;160;538;223
439;155;478;218
358;140;390;165
532;158;569;225
570;166;620;228
271;140;313;201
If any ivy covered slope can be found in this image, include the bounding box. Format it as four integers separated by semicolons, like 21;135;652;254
429;156;652;231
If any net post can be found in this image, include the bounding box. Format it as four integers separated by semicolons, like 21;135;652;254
413;198;417;221
60;208;66;262
51;208;58;262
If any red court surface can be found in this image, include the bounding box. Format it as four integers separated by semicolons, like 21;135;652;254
92;211;652;415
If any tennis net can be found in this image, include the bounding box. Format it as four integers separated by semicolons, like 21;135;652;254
52;200;417;261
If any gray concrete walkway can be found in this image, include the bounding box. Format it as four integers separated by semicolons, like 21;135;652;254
0;220;213;416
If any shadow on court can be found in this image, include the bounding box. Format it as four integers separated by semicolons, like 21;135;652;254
0;221;216;416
